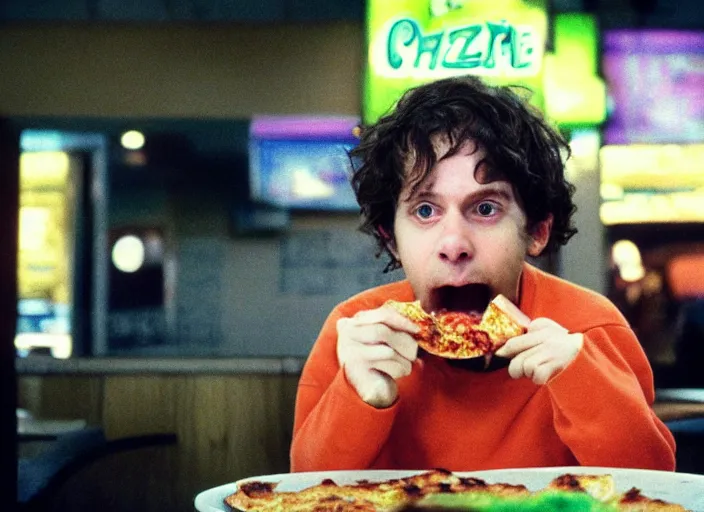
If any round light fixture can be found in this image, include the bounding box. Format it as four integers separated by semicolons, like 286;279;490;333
112;235;145;273
120;130;145;150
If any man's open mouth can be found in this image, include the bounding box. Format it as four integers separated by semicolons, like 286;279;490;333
429;284;492;315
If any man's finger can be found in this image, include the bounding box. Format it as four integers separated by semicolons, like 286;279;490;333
358;340;417;364
339;311;419;361
354;307;421;334
532;362;557;385
495;331;542;358
359;343;397;362
506;343;544;379
347;324;418;362
341;322;393;344
372;358;412;380
507;355;526;380
386;334;419;361
526;317;568;333
519;349;553;380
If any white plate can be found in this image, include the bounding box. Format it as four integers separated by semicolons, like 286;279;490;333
194;467;704;511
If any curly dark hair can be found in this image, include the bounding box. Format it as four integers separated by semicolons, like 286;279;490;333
350;75;577;272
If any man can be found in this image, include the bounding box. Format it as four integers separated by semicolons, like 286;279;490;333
290;76;675;472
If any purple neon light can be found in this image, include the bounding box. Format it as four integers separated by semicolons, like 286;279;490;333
250;116;360;140
603;29;704;144
604;29;704;55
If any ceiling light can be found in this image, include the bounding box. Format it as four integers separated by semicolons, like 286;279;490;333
120;130;145;150
112;235;145;273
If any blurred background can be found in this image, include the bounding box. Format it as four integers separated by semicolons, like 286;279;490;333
1;0;703;510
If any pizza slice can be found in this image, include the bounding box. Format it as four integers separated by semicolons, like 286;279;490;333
227;478;380;511
227;470;458;512
617;488;690;511
479;295;531;350
385;294;530;360
547;474;689;512
224;470;692;512
226;470;529;512
547;473;618;502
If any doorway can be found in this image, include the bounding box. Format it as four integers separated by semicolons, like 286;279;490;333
16;130;108;357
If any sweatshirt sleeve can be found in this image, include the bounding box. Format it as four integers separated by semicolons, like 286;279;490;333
546;323;676;470
289;305;400;472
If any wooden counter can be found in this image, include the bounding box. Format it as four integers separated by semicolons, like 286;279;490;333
655;389;704;422
15;355;306;375
653;402;704;422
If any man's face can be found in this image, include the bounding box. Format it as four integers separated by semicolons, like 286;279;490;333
392;139;549;314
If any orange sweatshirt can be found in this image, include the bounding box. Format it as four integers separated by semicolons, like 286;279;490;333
290;263;676;473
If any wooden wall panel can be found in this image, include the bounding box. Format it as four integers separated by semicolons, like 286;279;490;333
173;375;298;507
18;373;300;512
18;375;103;425
0;24;363;118
102;375;180;438
99;374;298;510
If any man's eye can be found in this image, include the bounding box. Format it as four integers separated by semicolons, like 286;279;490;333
415;204;435;219
476;202;497;216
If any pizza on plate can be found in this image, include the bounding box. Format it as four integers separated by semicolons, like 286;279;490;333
385;294;530;360
225;469;689;512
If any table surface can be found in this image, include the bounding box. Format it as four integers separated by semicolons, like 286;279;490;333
653;401;704;422
18;418;87;437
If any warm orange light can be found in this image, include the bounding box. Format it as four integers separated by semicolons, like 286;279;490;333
667;254;704;300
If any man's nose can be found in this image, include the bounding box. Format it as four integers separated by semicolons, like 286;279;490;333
438;213;474;263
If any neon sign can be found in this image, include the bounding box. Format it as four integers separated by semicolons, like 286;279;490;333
363;0;550;124
379;17;541;78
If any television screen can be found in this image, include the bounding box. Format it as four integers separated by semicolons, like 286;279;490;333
602;30;704;144
248;116;360;211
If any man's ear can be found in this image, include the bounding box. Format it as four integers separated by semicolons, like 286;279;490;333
527;215;553;257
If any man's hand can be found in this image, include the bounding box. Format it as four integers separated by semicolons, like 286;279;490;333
494;317;583;385
336;306;420;408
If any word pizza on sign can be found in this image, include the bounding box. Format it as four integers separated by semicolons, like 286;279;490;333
380;17;542;78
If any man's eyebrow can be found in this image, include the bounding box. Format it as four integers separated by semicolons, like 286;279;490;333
475;186;513;201
407;184;513;203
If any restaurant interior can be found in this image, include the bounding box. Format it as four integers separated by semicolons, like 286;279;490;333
1;0;704;510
